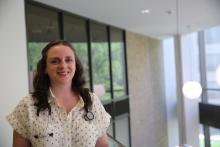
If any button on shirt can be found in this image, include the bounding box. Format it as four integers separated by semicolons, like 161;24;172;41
7;92;111;147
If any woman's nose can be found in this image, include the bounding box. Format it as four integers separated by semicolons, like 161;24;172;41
59;60;67;68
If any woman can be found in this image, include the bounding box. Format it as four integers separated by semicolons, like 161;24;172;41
7;40;111;147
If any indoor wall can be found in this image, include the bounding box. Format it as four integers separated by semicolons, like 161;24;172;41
126;31;168;147
0;0;28;147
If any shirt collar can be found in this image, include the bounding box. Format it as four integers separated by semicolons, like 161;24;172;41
48;88;85;111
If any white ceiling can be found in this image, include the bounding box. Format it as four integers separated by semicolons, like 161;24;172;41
34;0;220;39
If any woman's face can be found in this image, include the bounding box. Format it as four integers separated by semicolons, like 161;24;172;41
45;44;76;87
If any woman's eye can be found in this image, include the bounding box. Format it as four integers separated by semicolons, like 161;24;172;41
66;58;73;63
50;60;59;64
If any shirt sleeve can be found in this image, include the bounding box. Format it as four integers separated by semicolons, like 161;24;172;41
6;97;30;139
92;93;111;137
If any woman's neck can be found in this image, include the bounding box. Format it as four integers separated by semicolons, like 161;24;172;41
50;84;79;113
50;84;75;99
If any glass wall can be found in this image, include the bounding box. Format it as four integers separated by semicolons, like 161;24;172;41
63;14;90;88
110;27;127;99
26;4;60;91
26;1;130;146
90;22;111;101
203;26;220;147
204;26;220;105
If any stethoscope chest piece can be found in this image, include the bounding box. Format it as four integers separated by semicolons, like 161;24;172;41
84;111;94;121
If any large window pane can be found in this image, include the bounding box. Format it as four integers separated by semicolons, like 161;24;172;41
26;4;60;91
110;28;127;98
205;26;220;89
63;14;90;88
90;22;111;101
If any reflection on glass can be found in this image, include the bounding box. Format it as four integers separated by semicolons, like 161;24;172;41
26;4;60;92
63;14;89;88
110;28;126;98
205;26;220;89
90;22;111;101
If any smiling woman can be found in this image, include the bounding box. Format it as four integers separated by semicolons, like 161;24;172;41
6;40;111;147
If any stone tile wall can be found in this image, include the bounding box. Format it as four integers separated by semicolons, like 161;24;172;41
126;31;168;147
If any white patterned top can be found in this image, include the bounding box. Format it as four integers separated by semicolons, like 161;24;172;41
7;92;111;147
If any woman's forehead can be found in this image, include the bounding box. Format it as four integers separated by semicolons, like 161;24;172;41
47;45;75;56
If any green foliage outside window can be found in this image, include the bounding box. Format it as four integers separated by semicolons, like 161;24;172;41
71;43;90;88
92;43;111;101
200;139;220;147
111;43;126;98
28;42;47;71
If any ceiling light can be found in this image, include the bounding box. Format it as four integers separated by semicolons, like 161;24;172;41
182;81;202;99
141;9;150;14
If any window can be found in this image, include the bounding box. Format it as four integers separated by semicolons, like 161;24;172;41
205;26;220;89
63;14;90;88
26;4;60;91
110;27;127;98
199;25;220;147
90;22;111;101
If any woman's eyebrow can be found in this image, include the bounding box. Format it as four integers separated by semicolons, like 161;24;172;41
66;56;74;58
48;56;74;60
48;57;60;60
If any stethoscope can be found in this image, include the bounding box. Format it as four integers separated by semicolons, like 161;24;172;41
84;107;94;121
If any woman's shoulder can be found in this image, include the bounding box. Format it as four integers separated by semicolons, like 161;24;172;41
89;92;106;111
18;94;36;106
89;92;99;103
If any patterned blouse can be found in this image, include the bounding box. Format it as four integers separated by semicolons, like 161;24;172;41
7;91;111;147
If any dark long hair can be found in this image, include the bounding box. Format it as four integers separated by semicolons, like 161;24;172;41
32;40;92;116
